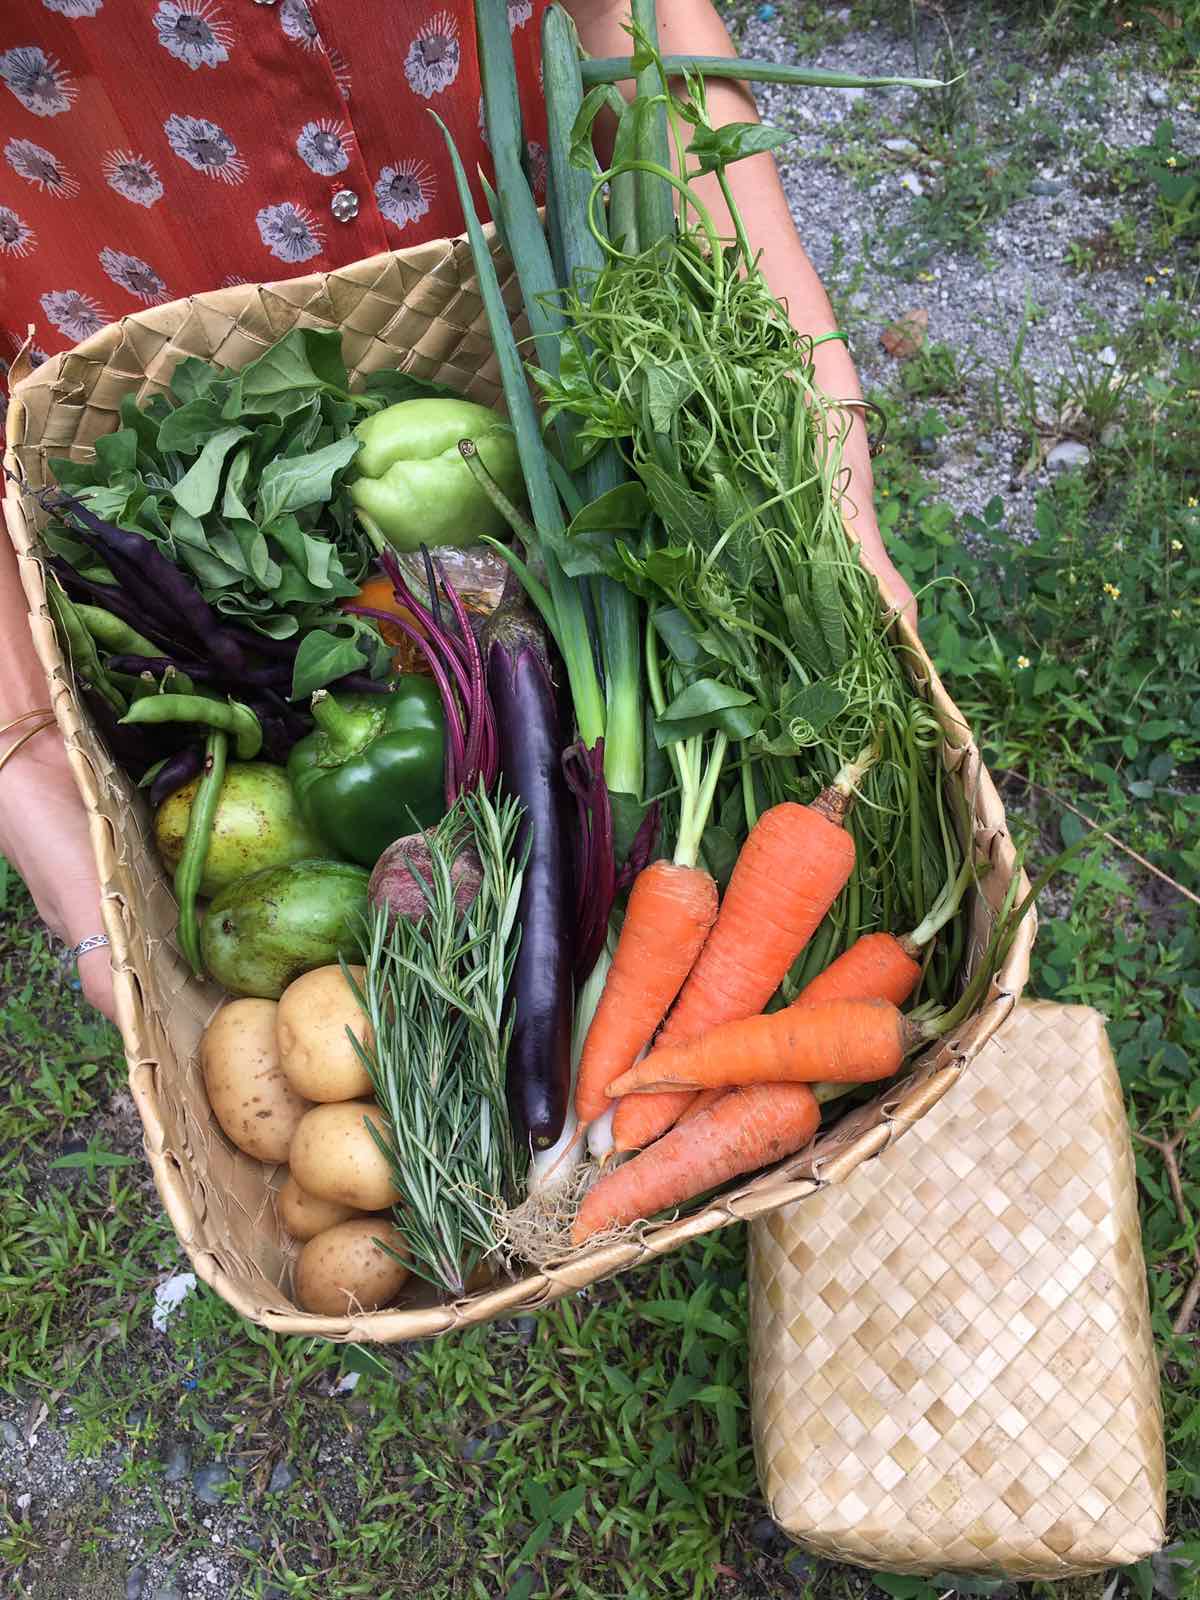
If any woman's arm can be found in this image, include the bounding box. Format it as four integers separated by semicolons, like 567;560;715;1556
561;0;913;613
0;535;115;1018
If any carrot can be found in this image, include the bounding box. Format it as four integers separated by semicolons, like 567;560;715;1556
573;860;718;1124
674;1086;725;1126
611;1086;697;1153
663;933;922;1133
572;1084;820;1245
607;998;914;1096
657;758;871;1050
609;752;872;1152
792;930;922;1010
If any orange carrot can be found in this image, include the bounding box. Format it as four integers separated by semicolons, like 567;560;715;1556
659;776;864;1049
611;1086;697;1153
609;763;867;1153
665;933;923;1132
607;998;913;1096
573;860;718;1124
791;930;922;1010
572;1084;820;1244
674;1086;725;1127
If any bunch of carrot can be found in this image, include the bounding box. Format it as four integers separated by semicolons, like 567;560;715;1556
571;779;969;1245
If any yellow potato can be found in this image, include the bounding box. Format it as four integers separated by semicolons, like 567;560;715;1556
288;1100;403;1211
278;1171;366;1242
276;964;373;1102
294;1218;410;1315
200;999;309;1162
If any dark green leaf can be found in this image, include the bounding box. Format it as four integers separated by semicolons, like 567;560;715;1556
652;605;715;671
568;482;650;538
228;327;344;419
157;395;226;456
290;628;368;700
687;120;792;175
639;461;720;550
169;354;226;405
363;367;462;406
549;1484;587;1524
256;436;360;526
92;429;139;479
699;823;739;889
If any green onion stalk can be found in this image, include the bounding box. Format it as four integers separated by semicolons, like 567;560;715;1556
457;0;643;807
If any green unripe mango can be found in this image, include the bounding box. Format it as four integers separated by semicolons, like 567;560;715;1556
200;860;369;999
155;763;326;898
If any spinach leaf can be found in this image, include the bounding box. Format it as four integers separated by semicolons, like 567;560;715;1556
226;327;352;419
157;394;227;456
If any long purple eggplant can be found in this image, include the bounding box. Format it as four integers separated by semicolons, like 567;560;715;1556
485;603;575;1151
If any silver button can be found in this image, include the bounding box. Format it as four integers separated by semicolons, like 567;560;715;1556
252;0;277;7
331;188;359;223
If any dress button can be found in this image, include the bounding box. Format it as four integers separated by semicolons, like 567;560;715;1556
252;0;277;6
331;188;359;223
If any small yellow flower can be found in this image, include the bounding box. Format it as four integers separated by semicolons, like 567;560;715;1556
1123;16;1133;24
1016;655;1031;670
1145;274;1157;285
1166;156;1178;168
1172;539;1184;551
1189;497;1199;509
1103;581;1121;599
1171;609;1182;620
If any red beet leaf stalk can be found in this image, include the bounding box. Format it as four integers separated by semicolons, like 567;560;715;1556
345;550;497;806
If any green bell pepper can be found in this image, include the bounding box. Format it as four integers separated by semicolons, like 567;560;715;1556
348;398;524;551
287;679;445;868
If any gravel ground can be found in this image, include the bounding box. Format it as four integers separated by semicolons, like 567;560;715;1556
730;4;1198;528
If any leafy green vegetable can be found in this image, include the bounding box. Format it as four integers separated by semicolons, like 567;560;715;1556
45;331;455;691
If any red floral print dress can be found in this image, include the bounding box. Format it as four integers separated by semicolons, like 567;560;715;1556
0;0;547;376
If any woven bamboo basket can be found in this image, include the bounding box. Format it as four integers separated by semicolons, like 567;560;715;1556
3;235;1034;1342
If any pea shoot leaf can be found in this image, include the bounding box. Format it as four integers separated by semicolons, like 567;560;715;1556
655;678;764;744
687;121;793;175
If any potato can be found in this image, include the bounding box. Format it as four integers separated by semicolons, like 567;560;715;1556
288;1100;403;1211
276;964;373;1102
278;1171;366;1242
200;999;309;1162
294;1218;410;1315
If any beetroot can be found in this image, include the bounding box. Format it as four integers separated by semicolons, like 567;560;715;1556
369;832;482;926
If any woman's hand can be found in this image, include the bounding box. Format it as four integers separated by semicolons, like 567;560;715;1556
1;535;115;1021
0;727;116;1020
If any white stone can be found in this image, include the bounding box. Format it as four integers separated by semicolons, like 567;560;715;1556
1046;440;1091;473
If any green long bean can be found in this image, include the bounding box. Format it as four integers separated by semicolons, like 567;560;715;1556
120;694;262;760
174;730;227;977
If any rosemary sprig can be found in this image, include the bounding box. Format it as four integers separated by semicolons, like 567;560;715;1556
348;785;528;1297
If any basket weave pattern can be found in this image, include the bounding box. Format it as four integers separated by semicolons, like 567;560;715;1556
5;240;1031;1341
749;1000;1165;1577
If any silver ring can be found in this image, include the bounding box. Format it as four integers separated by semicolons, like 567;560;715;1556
68;933;110;964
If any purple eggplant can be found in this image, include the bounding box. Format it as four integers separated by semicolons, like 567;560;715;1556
485;602;575;1151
